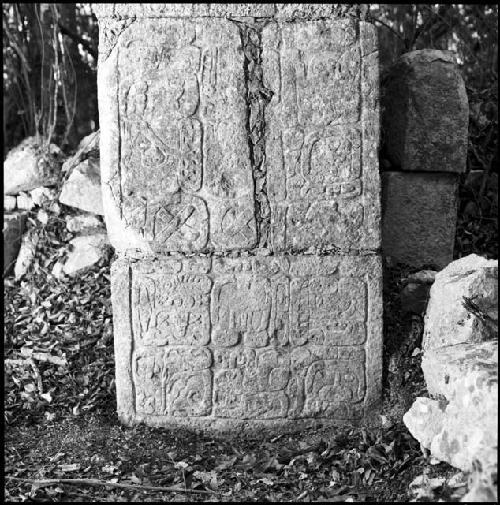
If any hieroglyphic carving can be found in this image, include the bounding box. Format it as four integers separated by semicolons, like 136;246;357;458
103;19;256;253
263;20;380;251
116;256;381;425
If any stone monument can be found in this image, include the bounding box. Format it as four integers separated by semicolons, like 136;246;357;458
95;4;382;431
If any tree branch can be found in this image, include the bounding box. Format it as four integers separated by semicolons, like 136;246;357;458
57;22;98;60
6;476;221;496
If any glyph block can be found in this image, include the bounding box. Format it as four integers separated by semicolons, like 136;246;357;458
263;20;380;251
111;255;382;430
99;18;257;253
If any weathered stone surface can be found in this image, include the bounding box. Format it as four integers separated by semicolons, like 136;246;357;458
3;213;26;275
93;4;359;20
264;20;380;252
423;254;498;351
14;229;39;280
65;214;103;233
59;159;104;215
62;131;100;174
404;340;497;472
382;49;468;173
4;137;60;195
30;187;57;207
63;232;110;276
382;172;459;269
16;192;35;211
111;254;382;430
422;340;497;399
4;195;17;212
99;18;257;253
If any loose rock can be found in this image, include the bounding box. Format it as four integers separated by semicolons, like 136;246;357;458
423;254;498;351
59;159;104;215
4;137;60;195
63;233;111;276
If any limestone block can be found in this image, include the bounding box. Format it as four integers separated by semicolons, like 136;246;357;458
423;254;498;351
63;232;110;276
14;229;39;280
110;254;382;431
65;214;103;233
422;340;497;399
4;137;60;195
404;341;497;472
4;195;16;212
98;18;257;253
30;187;57;207
382;49;468;173
16;192;35;211
382;172;459;269
59;159;104;215
3;212;26;274
263;20;380;252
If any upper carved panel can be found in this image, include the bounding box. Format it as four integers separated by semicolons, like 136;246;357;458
100;19;256;253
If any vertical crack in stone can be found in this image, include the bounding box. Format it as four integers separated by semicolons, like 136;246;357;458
234;19;274;248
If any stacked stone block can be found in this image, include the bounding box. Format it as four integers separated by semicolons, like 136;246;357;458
95;4;382;431
381;50;468;269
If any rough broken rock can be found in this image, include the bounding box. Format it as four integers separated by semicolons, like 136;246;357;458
61;130;100;174
97;4;383;431
404;340;497;472
30;187;57;207
423;254;498;351
4;137;60;195
16;192;35;211
63;232;110;276
65;214;103;233
4;195;17;212
382;49;468;173
3;213;26;275
59;159;104;215
14;229;40;280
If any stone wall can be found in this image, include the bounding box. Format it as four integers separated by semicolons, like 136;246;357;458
381;49;469;269
96;3;383;431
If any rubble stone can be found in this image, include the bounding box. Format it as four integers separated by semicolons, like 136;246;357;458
14;229;39;279
404;340;497;472
59;159;104;215
16;192;35;211
423;254;498;351
4;196;17;212
4;137;60;195
30;187;57;207
63;233;110;276
65;214;103;233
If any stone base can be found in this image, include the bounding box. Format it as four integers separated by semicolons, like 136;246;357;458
111;254;382;430
382;172;458;269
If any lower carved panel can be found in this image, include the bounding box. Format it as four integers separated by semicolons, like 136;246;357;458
111;254;382;429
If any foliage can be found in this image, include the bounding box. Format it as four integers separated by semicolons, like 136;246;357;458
2;3;98;154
